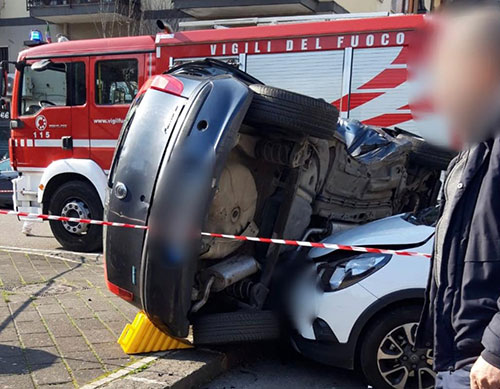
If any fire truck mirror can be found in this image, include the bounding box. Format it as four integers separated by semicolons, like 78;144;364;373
31;59;52;72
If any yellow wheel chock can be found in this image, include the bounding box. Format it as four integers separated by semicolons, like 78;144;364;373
118;311;192;354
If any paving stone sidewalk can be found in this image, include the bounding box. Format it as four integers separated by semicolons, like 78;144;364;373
0;250;139;388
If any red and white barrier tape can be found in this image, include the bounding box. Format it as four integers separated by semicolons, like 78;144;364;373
200;232;431;258
0;209;431;258
0;190;14;193
0;209;148;230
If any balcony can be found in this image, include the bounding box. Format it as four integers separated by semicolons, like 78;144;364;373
173;0;333;19
26;0;141;24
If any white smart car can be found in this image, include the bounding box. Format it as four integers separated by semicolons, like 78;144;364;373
289;208;437;389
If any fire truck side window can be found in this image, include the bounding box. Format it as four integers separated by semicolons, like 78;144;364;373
95;59;138;105
20;61;86;116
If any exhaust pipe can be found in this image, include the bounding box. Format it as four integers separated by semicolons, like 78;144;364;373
191;255;260;313
205;255;260;292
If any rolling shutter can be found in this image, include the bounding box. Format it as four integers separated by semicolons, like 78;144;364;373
246;50;344;104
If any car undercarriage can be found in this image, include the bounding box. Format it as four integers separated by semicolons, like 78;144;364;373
104;59;450;341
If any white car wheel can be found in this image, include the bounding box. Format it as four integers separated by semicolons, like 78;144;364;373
360;305;435;389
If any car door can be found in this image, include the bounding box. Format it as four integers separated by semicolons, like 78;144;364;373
89;55;144;171
15;58;89;168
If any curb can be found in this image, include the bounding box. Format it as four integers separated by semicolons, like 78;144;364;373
83;344;257;389
82;349;226;389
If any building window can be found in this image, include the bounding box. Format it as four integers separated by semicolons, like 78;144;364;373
392;0;407;13
0;47;7;63
0;47;10;95
95;59;138;105
20;61;86;116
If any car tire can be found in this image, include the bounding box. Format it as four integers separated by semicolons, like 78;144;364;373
244;84;339;140
360;305;435;389
402;135;456;171
193;310;280;345
48;181;103;253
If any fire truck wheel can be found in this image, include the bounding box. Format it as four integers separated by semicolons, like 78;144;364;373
48;181;103;253
245;84;339;140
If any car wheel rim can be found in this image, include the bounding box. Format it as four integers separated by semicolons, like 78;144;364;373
376;322;435;389
61;200;90;235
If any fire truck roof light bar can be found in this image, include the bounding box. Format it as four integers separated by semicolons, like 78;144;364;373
179;12;397;29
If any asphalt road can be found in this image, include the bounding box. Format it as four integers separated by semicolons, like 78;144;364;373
206;344;366;389
0;214;63;251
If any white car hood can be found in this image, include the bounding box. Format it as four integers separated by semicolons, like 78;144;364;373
309;214;435;258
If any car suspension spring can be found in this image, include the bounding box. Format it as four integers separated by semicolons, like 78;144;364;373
256;140;311;168
256;140;294;166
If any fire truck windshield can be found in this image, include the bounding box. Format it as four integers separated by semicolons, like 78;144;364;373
20;61;85;116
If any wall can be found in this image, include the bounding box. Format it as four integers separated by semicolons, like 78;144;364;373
331;0;438;14
333;0;392;13
142;0;173;11
0;0;29;19
67;22;102;39
0;23;64;63
0;0;49;63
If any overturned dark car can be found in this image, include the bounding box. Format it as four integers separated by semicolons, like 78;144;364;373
104;60;450;340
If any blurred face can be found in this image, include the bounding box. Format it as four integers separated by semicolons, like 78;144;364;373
431;14;500;146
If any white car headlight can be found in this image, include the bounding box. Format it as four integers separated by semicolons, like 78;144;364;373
324;253;391;291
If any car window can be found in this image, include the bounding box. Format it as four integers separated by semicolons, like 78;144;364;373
0;159;11;172
20;61;86;116
95;59;138;105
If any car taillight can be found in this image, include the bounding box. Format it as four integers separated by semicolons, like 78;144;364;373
106;280;134;302
137;75;184;97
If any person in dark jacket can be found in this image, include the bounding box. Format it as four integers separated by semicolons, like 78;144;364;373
416;6;500;389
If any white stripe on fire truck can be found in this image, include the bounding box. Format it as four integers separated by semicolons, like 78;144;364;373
90;139;117;148
31;139;117;148
34;139;60;147
386;64;407;69
73;139;90;147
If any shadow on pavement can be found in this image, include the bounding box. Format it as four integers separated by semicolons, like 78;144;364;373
0;343;58;374
0;263;82;333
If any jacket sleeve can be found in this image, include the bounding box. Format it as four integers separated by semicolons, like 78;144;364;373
482;299;500;368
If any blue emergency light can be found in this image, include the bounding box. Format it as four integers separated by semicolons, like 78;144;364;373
30;30;43;42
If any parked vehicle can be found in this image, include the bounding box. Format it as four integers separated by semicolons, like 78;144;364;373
0;72;12;159
0;159;16;208
289;207;437;389
104;59;445;357
4;13;437;252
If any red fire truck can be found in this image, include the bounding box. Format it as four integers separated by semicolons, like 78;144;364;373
4;13;426;252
